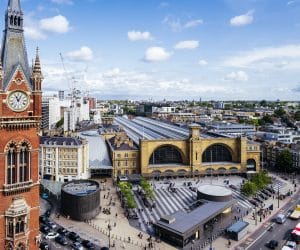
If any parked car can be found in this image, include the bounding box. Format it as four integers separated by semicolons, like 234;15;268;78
71;242;84;250
46;221;57;229
55;235;68;246
68;231;81;242
39;215;48;224
266;240;278;249
39;242;49;250
57;227;68;236
82;240;95;249
45;232;59;240
282;241;297;250
40;225;51;234
100;247;109;250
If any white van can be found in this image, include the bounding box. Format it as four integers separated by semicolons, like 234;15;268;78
276;213;286;224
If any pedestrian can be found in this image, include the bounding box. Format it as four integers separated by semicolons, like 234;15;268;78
115;213;118;218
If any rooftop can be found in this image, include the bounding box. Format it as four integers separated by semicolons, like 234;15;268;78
40;136;84;146
155;199;235;235
62;180;99;196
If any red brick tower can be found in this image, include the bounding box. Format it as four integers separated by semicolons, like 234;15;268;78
0;0;43;249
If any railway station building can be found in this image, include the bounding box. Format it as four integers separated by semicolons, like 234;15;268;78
105;117;260;179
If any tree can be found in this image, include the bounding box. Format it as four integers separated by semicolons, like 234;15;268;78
260;100;267;107
274;107;286;118
250;171;271;190
276;149;293;173
259;115;273;126
241;182;257;197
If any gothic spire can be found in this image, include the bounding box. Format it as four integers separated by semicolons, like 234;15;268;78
1;0;31;90
8;0;21;12
32;47;43;79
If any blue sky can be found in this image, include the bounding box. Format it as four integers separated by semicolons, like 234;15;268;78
1;0;300;100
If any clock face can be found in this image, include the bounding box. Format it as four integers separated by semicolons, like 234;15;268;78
7;91;29;112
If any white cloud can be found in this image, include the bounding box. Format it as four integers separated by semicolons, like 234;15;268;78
67;46;94;61
144;47;172;62
159;2;169;8
162;16;203;32
39;15;70;34
230;10;254;27
51;0;73;4
224;44;300;68
198;60;208;66
224;71;249;81
174;40;199;50
127;30;153;41
184;19;204;28
24;26;46;40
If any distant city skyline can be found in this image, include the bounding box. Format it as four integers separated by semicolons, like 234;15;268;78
3;0;300;100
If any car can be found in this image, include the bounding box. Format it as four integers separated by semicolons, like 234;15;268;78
39;215;48;224
266;240;278;249
39;242;49;250
45;209;51;217
46;221;57;229
82;240;95;249
55;235;68;246
45;232;59;240
40;225;51;234
68;231;81;242
100;247;109;250
57;227;68;236
283;241;297;249
71;242;84;250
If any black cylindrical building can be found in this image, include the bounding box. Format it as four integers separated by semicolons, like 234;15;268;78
61;180;100;221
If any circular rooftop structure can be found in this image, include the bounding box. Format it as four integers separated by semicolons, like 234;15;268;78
61;180;100;221
197;184;232;202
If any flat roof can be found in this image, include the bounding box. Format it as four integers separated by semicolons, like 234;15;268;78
155;199;235;235
197;184;232;197
227;221;249;233
62;181;99;196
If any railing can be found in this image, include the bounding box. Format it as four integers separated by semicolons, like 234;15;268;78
3;180;33;195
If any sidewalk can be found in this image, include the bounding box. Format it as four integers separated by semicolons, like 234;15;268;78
52;178;175;250
204;174;297;250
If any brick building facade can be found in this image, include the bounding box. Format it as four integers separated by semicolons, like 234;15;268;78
0;0;42;249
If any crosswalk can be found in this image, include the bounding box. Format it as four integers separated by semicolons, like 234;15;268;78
133;187;196;233
133;186;256;234
231;189;254;210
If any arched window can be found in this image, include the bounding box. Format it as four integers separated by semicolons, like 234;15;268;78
247;159;256;171
14;16;17;25
19;143;30;182
15;216;25;234
18;17;21;26
7;143;17;184
202;144;232;163
9;16;13;25
149;145;183;165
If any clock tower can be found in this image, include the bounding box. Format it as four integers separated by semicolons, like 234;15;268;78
0;0;42;249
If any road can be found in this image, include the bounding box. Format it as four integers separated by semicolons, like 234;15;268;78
240;193;300;250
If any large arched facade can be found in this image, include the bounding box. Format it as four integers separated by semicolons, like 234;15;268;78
202;144;233;163
149;145;183;165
